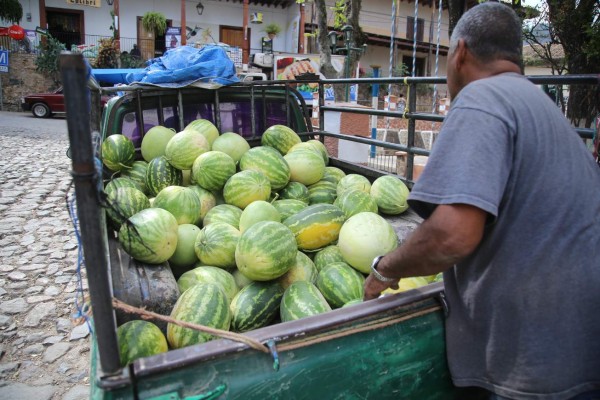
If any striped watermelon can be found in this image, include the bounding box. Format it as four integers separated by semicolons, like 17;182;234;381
307;180;337;205
203;204;243;229
120;161;149;194
191;151;236;192
333;189;378;219
118;208;179;264
287;142;321;155
338;212;398;274
105;177;139;198
101;134;135;172
277;251;318;289
141;126;176;162
211;132;250;164
316;262;365;308
182;169;192;186
105;186;150;227
165;130;210;170
169;224;201;272
272;199;307;221
382;277;430;296
342;299;363;308
230;281;284;332
306;139;329;165
284;149;325;186
177;266;238;303
117;320;168;366
239;146;291;191
146;156;183;197
187;185;217;223
279;181;310;204
370;175;410;215
280;281;332;322
239;200;281;233
336;174;372;197
283;203;345;251
223;170;271;210
322;166;346;184
167;283;231;349
153;186;202;225
235;221;298;281
194;222;241;268
233;269;253;289
313;245;346;272
261;125;302;155
184;119;220;147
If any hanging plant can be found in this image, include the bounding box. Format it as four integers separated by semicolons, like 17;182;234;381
142;11;167;36
0;0;23;24
263;23;282;39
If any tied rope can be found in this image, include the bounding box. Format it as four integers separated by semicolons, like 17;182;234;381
432;0;443;115
412;0;419;78
403;77;410;119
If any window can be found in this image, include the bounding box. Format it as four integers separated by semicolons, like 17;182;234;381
406;17;424;42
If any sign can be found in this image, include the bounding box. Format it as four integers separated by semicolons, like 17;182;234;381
8;25;25;40
166;27;181;50
66;0;101;7
0;50;9;73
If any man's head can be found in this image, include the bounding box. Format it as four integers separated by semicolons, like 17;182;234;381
447;2;522;99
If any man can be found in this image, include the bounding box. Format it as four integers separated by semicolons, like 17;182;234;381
130;44;141;59
363;3;600;399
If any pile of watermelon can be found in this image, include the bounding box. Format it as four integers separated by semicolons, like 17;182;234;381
101;120;439;365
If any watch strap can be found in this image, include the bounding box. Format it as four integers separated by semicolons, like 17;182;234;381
370;255;396;283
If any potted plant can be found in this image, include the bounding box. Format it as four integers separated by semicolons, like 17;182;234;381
263;22;281;39
142;11;167;37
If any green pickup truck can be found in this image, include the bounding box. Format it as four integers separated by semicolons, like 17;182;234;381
59;54;597;400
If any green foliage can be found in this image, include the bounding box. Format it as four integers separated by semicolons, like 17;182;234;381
0;0;23;24
330;0;347;30
142;11;167;36
94;38;118;69
263;23;282;36
35;35;66;85
120;52;146;68
392;63;409;77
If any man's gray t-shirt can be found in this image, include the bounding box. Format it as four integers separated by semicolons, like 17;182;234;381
408;73;600;399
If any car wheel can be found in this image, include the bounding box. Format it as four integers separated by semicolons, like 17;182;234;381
31;103;51;118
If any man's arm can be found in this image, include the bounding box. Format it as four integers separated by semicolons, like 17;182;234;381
363;203;488;300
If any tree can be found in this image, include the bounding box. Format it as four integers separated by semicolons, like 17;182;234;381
0;0;23;24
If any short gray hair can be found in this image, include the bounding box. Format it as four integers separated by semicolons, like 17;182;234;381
449;2;522;66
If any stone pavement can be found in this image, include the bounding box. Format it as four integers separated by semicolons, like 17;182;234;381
0;112;91;400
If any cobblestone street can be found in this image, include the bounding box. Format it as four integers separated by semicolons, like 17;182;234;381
0;111;90;400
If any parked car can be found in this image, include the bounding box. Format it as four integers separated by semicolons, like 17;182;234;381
21;87;110;118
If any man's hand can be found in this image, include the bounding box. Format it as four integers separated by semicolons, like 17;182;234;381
363;274;399;301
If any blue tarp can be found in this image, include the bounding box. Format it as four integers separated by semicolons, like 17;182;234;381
92;68;144;85
125;45;239;88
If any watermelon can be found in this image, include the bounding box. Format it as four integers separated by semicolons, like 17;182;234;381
230;281;284;332
338;212;398;274
165;130;210;170
203;204;243;229
370;175;410;215
167;283;231;349
284;149;325;186
333;189;378;219
187;185;217;224
181;169;192;186
272;199;307;220
223;170;271;210
382;276;430;295
283;203;345;251
146;156;183;197
105;177;138;197
279;181;310;204
322;166;346;184
177;266;238;303
336;174;372;197
239;200;281;233
287;142;321;156
141;125;176;162
277;251;318;289
280;281;332;322
101;134;135;172
235;221;298;281
211;132;250;164
306;139;329;165
261;124;302;155
169;224;201;271
153;186;202;225
233;269;254;289
194;222;241;268
119;208;179;264
184;119;219;147
121;161;149;194
313;245;346;272
316;262;365;308
239;146;291;191
342;299;363;308
191;151;237;191
105;186;150;227
307;180;337;205
117;320;168;367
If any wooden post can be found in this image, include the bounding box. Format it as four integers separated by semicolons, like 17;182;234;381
243;0;249;65
181;0;187;46
298;3;306;54
39;0;47;45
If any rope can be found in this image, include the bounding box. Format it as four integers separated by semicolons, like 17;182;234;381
412;0;419;77
432;0;443;115
403;77;410;119
387;0;397;132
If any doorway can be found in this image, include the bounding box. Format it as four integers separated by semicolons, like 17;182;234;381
46;8;84;50
402;55;426;77
137;17;173;61
220;26;249;62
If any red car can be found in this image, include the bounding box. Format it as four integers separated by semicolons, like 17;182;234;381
21;87;110;118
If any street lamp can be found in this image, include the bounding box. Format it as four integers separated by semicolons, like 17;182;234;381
196;2;205;15
329;25;366;101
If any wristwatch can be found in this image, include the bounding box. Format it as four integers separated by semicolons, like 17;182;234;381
370;255;396;283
